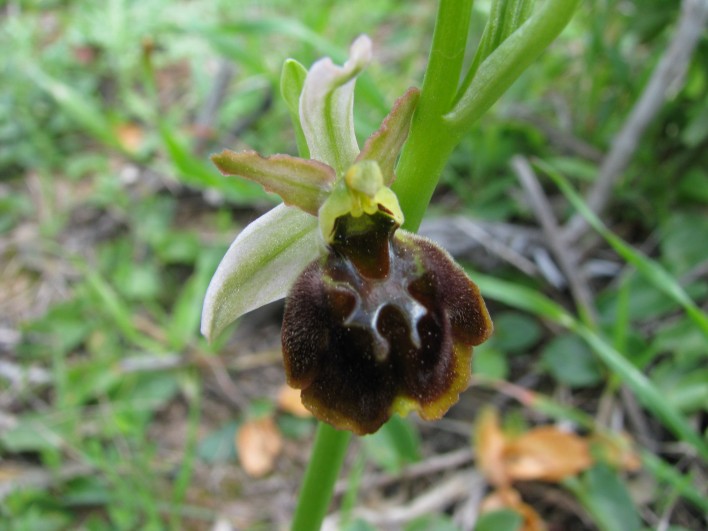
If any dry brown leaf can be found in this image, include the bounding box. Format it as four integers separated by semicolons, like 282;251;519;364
504;426;592;482
277;385;312;418
236;416;283;478
481;487;547;531
474;407;510;488
115;123;145;153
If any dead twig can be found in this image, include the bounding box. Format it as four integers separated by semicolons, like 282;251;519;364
0;462;94;501
325;469;482;529
620;385;658;453
0;360;52;386
449;217;542;278
563;0;708;242
193;61;235;154
505;105;603;163
512;155;597;323
334;448;474;496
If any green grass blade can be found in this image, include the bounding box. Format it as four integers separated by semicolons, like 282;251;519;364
81;267;162;352
447;0;580;132
536;159;708;340
640;450;708;513
473;273;708;461
158;123;266;204
570;324;708;461
28;68;122;151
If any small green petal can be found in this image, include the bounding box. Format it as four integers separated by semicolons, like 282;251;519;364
211;149;335;215
280;59;310;158
357;87;420;185
317;161;404;243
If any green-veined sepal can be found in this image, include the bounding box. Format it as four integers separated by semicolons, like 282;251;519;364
201;204;320;341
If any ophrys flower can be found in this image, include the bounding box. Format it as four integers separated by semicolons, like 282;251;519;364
202;36;492;434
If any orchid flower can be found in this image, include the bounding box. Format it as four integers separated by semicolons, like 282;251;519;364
201;36;492;435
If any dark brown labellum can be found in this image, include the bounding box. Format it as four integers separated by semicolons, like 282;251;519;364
281;211;493;435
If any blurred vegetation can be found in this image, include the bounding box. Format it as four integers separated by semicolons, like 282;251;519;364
0;0;706;529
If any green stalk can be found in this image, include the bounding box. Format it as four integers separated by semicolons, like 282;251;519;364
395;0;580;231
291;423;352;531
394;0;473;231
446;0;581;130
291;2;580;528
292;7;473;527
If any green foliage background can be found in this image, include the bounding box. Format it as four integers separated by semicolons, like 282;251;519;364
1;0;706;529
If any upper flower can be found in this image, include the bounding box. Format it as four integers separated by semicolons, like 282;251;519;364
201;36;493;434
201;36;418;341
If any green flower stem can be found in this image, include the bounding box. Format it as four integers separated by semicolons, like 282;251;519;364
291;2;580;528
395;0;580;231
291;6;474;526
291;423;352;531
446;0;581;131
393;0;473;231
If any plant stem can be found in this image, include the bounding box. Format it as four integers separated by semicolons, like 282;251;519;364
292;6;474;525
291;2;581;527
291;422;352;531
396;0;580;231
393;0;473;231
446;0;580;130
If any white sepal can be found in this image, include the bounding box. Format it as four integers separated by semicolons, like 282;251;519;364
299;35;372;175
201;204;321;341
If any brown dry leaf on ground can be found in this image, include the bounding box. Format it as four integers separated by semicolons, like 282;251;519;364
475;407;595;485
504;426;592;482
277;385;312;418
474;407;593;530
481;487;547;531
115;123;145;154
236;416;283;478
474;407;511;487
475;407;642;530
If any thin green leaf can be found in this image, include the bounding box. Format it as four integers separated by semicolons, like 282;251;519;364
201;204;320;341
81;268;161;352
357;87;420;185
473;273;708;461
536;158;708;340
565;464;641;531
28;68;122;151
211;150;335;215
504;0;535;40
470;273;574;325
641;451;708;514
447;0;579;133
159;124;265;203
465;0;511;82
